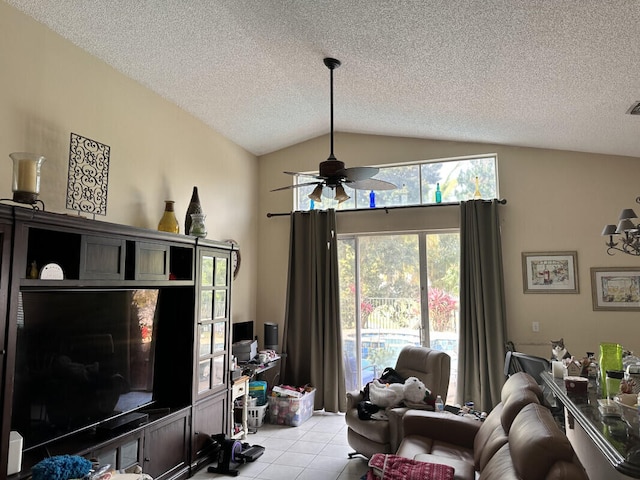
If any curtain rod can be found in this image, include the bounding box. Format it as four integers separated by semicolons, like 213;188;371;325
266;198;507;217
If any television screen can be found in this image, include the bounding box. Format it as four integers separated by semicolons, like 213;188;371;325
12;289;160;450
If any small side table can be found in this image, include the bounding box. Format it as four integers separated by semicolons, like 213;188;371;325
230;375;249;440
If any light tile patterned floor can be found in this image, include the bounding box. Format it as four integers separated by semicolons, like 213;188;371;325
191;412;370;480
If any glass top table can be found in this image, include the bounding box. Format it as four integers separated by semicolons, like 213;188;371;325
541;371;640;478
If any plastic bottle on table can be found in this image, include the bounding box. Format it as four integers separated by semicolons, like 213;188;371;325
435;395;444;412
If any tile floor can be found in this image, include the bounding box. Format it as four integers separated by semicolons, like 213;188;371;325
191;411;370;480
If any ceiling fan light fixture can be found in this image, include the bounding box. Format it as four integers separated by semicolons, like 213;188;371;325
308;185;323;202
334;184;350;203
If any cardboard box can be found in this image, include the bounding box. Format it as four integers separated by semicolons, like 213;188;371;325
268;387;315;426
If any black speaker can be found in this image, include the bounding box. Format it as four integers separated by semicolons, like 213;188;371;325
264;322;278;352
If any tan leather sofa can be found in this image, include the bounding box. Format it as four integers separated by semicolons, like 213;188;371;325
345;345;451;458
396;372;588;480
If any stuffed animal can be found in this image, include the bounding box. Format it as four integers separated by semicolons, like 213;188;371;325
368;376;428;408
31;455;92;480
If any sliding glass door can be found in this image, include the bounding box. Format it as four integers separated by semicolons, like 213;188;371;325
339;231;459;404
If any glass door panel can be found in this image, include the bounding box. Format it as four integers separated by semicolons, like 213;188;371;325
339;232;460;405
213;321;226;352
214;257;228;286
198;359;212;393
214;291;226;319
199;323;212;356
340;234;421;391
201;256;214;286
211;356;225;387
425;233;460;404
200;290;213;320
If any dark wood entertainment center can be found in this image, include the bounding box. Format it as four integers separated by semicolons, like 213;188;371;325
0;204;235;479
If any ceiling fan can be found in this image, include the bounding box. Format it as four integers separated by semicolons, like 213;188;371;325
271;57;397;203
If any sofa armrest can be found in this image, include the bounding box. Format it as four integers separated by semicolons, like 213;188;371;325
346;390;364;410
402;410;480;450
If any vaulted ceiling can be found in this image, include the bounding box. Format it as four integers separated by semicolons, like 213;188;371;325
7;1;640;157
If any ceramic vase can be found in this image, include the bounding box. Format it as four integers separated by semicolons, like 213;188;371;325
158;200;179;233
185;186;203;235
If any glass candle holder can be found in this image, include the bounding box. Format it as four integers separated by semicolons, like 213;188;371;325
9;152;46;204
189;213;207;238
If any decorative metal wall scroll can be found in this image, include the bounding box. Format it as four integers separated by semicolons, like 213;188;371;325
66;132;110;216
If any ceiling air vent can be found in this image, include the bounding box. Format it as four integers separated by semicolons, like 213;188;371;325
627;101;640;115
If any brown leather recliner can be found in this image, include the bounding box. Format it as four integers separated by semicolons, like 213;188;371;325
345;345;451;458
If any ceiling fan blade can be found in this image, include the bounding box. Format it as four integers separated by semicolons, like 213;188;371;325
271;181;322;192
340;166;379;182
346;178;397;191
283;171;325;180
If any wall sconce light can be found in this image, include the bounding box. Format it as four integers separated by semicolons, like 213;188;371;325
602;199;640;255
334;184;350;204
9;152;46;205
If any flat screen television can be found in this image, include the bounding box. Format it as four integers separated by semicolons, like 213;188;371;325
12;289;160;451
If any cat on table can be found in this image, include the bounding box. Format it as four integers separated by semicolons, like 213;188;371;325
551;338;572;361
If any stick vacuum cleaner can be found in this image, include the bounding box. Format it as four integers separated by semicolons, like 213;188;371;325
207;433;265;477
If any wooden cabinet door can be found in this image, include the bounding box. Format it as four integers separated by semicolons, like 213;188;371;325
192;392;227;469
143;411;189;480
79;235;126;280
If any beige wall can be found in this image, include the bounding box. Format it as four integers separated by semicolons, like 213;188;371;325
0;2;259;324
258;132;640;360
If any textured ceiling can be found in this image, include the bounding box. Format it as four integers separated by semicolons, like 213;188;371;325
6;0;640;157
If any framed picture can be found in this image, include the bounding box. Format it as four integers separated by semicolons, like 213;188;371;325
591;267;640;311
522;251;579;293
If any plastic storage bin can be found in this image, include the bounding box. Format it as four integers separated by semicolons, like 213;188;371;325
268;387;316;426
247;404;268;428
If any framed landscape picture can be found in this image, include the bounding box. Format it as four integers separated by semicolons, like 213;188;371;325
522;251;579;293
591;267;640;311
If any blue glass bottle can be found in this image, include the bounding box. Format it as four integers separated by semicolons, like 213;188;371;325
435;183;442;204
369;190;376;208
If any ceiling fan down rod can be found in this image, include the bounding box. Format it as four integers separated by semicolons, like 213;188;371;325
324;58;341;159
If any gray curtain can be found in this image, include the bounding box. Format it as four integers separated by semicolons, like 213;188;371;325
281;209;346;412
457;199;507;412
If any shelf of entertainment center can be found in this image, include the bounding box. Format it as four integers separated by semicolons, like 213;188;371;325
16;406;190;479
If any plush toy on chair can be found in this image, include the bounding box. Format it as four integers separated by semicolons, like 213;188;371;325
369;376;428;408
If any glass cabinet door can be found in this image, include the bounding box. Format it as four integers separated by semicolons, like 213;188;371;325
196;248;231;399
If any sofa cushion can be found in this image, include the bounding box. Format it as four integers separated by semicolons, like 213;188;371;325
500;387;540;433
430;440;475;464
414;453;476;480
501;372;543;404
345;407;390;444
472;404;507;472
396;434;434;459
